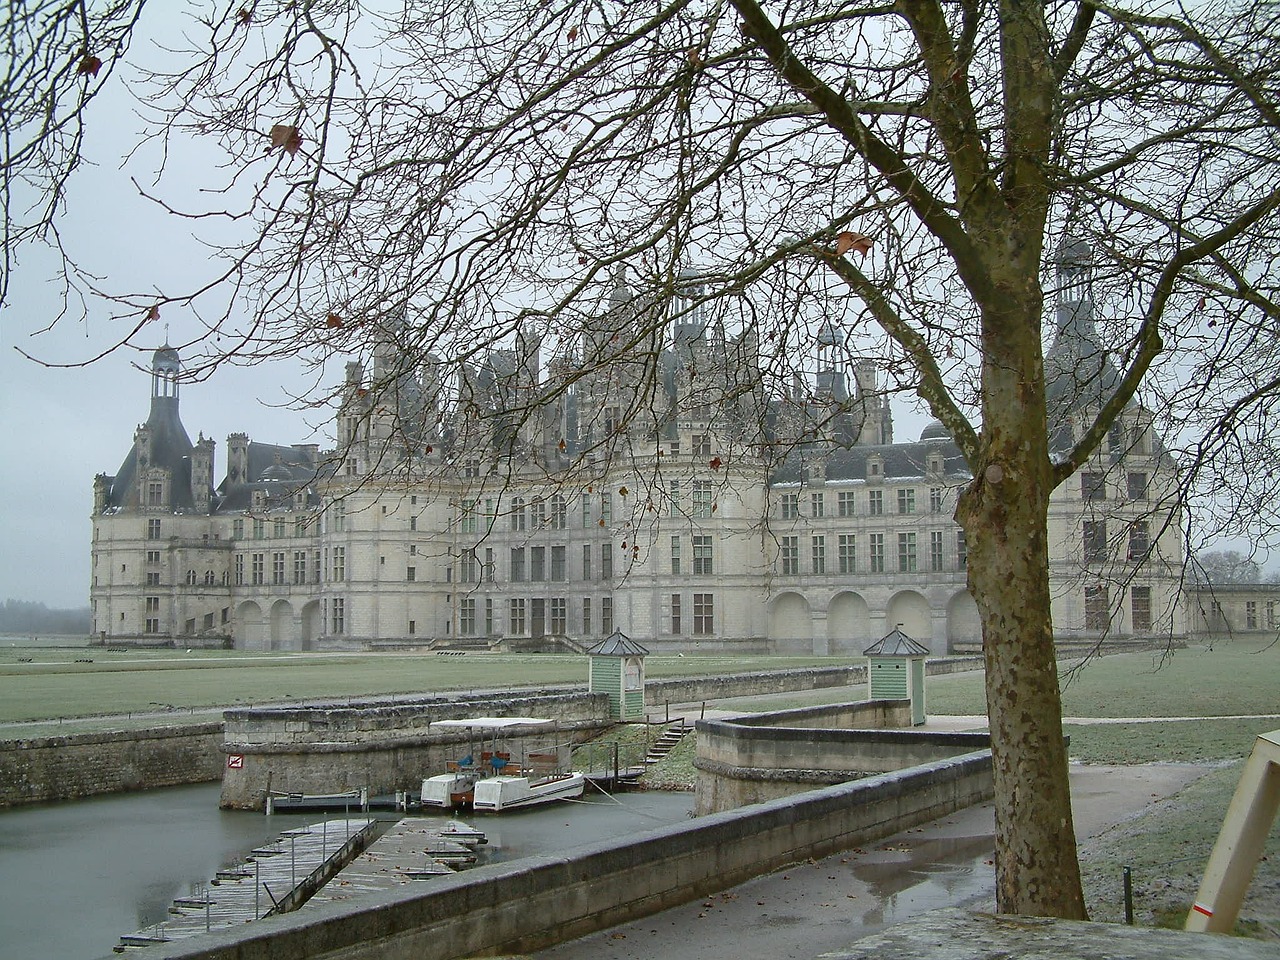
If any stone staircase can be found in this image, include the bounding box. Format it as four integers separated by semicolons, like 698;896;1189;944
644;722;695;766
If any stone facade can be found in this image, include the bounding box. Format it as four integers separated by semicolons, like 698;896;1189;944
91;251;1198;654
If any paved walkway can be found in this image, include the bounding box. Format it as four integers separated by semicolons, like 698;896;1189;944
533;762;1212;960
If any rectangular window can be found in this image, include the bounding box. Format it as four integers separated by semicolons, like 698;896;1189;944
313;550;321;583
510;496;526;532
601;544;613;579
869;534;885;573
509;598;526;635
251;553;265;586
235;555;245;586
781;536;799;575
510;547;525;582
693;481;714;519
409;515;418;532
146;550;161;564
957;531;968;569
671;594;682;634
406;566;416;582
232;518;245;539
781;493;799;520
147;519;162;540
460;501;478;534
898;532;917;572
1127;472;1149;500
293;551;307;584
531;546;546;581
549;598;567;635
868;490;883;515
1084;585;1109;630
669;480;681;516
811;535;826;574
330;597;345;634
930;531;945;572
295;517;308;537
693;535;714;576
146;481;164;506
484;597;494;635
330;546;345;582
551;495;568;530
810;493;825;518
460;549;478;583
1084;520;1108;563
838;535;855;574
1082;472;1106;500
272;552;286;585
693;593;714;634
408;620;416;636
897;488;916;515
582;544;592;581
1128;521;1150;561
145;596;161;613
600;493;613;527
670;535;681;575
1246;601;1258;630
582;597;592;635
144;618;160;634
1120;586;1155;635
273;519;287;539
551;545;566;581
581;492;592;528
930;487;944;513
837;491;855;517
601;597;613;634
252;518;265;540
693;434;712;456
331;501;346;533
1266;600;1276;629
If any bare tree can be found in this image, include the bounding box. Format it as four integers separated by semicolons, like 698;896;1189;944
5;0;1280;918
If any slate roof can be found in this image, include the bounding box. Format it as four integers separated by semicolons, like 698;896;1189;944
864;628;931;657
587;630;649;657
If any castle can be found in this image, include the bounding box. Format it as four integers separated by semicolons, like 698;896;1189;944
91;246;1237;653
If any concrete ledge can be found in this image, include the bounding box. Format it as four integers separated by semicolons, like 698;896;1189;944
822;908;1280;960
126;750;994;960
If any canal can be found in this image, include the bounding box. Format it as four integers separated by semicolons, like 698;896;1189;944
0;783;695;960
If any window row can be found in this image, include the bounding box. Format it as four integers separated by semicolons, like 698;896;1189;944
457;595;619;638
779;487;949;520
778;532;967;575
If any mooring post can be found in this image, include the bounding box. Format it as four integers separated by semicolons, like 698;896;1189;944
1123;865;1134;924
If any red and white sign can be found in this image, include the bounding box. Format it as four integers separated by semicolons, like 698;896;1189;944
226;754;244;769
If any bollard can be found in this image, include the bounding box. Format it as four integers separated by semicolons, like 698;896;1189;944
1123;865;1134;925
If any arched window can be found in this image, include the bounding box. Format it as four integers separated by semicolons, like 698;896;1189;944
203;570;215;585
186;569;197;585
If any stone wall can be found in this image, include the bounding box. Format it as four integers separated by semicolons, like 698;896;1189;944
123;750;994;960
219;690;614;810
694;701;992;813
0;724;223;808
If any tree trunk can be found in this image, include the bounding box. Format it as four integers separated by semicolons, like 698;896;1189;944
957;286;1088;919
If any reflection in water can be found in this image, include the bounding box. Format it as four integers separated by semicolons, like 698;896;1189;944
0;783;693;960
850;834;996;927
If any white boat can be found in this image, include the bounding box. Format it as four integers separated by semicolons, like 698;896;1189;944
472;771;586;811
422;716;583;812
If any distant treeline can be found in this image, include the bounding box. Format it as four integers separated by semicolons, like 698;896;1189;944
0;599;91;635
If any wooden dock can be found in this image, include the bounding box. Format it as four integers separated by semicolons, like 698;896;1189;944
114;817;487;952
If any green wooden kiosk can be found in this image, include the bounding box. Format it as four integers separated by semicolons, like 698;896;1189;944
864;627;929;726
587;630;649;721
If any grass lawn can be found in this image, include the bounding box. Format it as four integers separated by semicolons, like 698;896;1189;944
0;649;843;725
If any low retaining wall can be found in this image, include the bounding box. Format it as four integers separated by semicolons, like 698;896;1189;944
129;749;994;960
695;701;992;814
0;723;223;808
219;691;613;810
644;656;982;709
